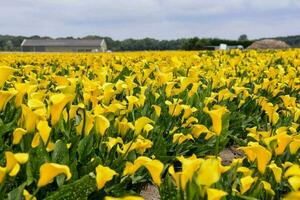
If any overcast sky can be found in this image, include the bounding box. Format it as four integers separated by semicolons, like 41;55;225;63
1;0;300;40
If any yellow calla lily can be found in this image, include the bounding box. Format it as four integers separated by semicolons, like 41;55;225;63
23;189;37;200
0;167;6;183
134;116;154;135
95;165;118;190
207;188;228;200
261;181;275;195
0;90;17;111
268;162;282;183
239;142;272;173
37;163;72;187
106;137;123;151
50;93;73;125
105;196;144;200
197;157;222;187
240;176;257;194
0;66;14;88
13;128;27;145
5;152;29;176
288;176;300;191
37;120;51;144
203;106;228;135
95;115;110;136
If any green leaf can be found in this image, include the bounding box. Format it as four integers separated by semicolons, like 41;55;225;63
44;175;97;200
6;182;26;200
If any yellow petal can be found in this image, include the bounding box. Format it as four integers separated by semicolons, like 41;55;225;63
37;120;51;144
95;115;110;136
268;163;282;183
37;163;72;187
95;165;118;190
134;117;154;135
261;181;275;195
105;196;144;200
207;188;228;200
23;189;37;200
240;176;257;194
204;106;228;135
143;159;164;186
197;158;221;187
288;176;300;191
284;191;300;200
0;90;17;111
13;128;27;145
50;93;73;125
0;66;14;88
0;167;6;183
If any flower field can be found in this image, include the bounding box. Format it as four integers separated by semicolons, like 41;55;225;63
0;50;299;200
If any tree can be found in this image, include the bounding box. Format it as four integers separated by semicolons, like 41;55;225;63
238;34;248;41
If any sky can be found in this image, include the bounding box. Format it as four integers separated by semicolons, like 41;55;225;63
1;0;300;40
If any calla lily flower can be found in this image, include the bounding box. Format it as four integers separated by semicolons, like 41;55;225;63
13;128;27;145
123;156;163;186
268;162;282;183
95;115;110;136
0;90;17;111
203;106;228;135
134;116;154;135
0;167;6;183
239;142;272;173
95;165;118;190
105;196;144;200
207;188;228;200
0;66;14;88
37;120;51;144
37;163;72;187
5;152;29;176
50;93;73;125
240;176;257;194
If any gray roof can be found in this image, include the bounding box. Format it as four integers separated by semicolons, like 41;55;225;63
21;39;104;47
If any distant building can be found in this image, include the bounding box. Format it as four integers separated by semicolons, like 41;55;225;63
21;39;107;52
202;44;244;50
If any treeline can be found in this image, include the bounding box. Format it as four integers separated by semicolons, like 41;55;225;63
0;34;299;51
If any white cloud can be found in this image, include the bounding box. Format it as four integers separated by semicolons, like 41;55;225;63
0;0;299;39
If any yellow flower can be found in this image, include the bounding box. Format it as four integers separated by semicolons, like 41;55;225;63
0;167;6;183
23;189;37;200
290;139;300;154
261;181;275;195
37;120;51;144
239;142;272;173
172;133;194;144
197;158;222;187
13;128;27;145
175;155;201;189
134;136;153;154
0;66;14;88
168;165;188;190
5;152;29;176
284;191;300;200
288;176;300;191
105;196;144;200
134;116;154;135
95;115;110;136
123;157;163;186
106;137;123;151
191;124;214;139
126;95;139;112
0;90;17;111
37;163;72;187
206;188;228;200
268;162;282;183
165;99;183;116
95;165;118;190
275;131;293;155
116;118;135;137
240;176;257;194
152;105;161;117
285;164;300;178
50;93;73;125
21;104;38;133
203;106;228;135
76;110;94;135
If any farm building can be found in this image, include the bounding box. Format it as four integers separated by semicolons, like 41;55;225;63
21;39;107;52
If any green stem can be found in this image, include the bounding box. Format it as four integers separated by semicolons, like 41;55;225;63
30;187;40;200
215;136;220;157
